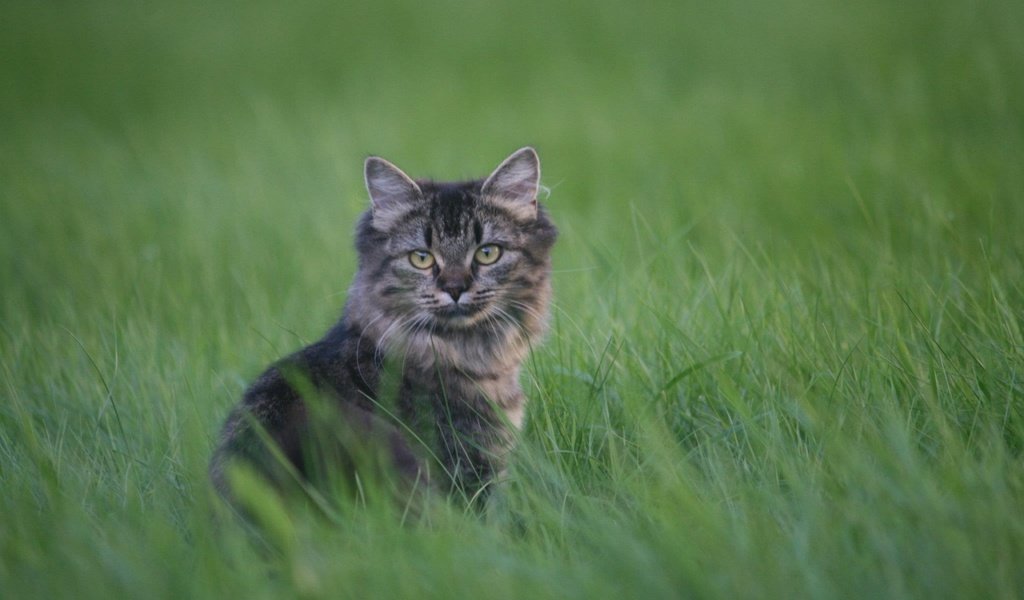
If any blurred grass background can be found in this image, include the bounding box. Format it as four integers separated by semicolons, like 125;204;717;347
2;0;1023;597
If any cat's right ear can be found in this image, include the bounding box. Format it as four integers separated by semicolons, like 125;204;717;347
364;156;422;230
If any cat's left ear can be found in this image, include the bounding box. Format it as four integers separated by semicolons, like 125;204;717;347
365;156;423;230
481;147;540;221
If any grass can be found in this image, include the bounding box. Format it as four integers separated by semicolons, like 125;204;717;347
2;0;1023;597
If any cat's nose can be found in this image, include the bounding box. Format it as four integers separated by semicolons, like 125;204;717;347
437;270;471;302
442;283;467;302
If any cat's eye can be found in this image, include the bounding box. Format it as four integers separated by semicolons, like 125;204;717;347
408;250;435;269
474;244;502;265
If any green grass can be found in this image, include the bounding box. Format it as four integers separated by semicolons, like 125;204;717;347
2;0;1023;597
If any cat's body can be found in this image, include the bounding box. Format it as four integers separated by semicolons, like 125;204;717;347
210;148;557;506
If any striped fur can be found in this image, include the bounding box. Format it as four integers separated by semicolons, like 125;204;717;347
210;148;557;506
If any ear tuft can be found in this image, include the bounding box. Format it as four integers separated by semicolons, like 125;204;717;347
364;156;422;229
481;147;541;221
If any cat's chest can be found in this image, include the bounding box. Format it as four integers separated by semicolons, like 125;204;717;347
398;368;525;427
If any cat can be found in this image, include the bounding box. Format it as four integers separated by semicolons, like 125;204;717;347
209;147;557;509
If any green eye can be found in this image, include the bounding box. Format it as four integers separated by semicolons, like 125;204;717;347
474;244;502;265
408;250;436;269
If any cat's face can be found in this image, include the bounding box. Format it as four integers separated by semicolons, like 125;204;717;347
355;148;557;343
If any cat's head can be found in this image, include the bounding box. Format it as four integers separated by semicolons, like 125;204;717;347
352;147;557;349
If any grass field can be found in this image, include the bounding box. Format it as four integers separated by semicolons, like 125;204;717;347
3;0;1023;597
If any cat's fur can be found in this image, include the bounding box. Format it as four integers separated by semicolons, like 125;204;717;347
209;147;557;507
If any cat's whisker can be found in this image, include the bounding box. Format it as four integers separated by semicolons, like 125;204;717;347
482;306;520;341
399;314;433;372
375;312;417;361
493;307;528;339
481;312;505;342
504;300;548;329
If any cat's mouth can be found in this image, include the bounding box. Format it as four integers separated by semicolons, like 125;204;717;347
433;302;487;325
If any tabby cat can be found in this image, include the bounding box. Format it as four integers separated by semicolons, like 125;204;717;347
209;147;557;507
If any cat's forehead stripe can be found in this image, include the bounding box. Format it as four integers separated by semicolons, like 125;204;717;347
427;183;478;238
